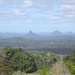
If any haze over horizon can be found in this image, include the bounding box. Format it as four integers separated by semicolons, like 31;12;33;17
0;0;75;33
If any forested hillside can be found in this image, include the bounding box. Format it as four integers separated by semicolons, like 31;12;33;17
0;46;57;75
0;52;14;74
64;51;75;74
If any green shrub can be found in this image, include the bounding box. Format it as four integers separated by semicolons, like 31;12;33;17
37;68;51;75
0;62;14;74
34;52;57;70
2;47;37;73
64;51;75;74
65;61;75;74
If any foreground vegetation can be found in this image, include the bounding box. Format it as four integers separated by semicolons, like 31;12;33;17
0;46;74;75
64;51;75;74
0;46;57;75
51;55;70;75
0;52;14;75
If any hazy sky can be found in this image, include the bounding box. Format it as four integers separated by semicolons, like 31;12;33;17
0;0;75;33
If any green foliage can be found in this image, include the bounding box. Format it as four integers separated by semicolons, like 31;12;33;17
37;68;51;75
65;61;75;74
1;46;14;60
0;62;14;74
0;52;14;74
64;51;75;74
1;47;57;74
0;52;6;62
2;47;37;73
1;46;13;55
34;51;57;70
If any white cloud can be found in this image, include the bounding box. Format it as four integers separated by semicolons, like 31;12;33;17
0;10;8;14
0;9;26;15
33;0;54;9
35;15;64;23
60;4;75;11
49;16;64;22
27;19;35;23
20;0;33;8
64;0;75;4
0;0;3;4
58;0;75;21
0;9;26;19
66;14;75;18
0;0;75;22
49;16;60;20
11;10;25;16
65;12;75;18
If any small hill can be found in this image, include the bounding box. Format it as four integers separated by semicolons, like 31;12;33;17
0;33;20;38
25;30;39;39
66;31;75;35
50;30;63;36
27;30;36;35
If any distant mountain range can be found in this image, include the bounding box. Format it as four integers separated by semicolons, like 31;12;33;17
0;30;75;39
0;30;75;54
25;30;75;37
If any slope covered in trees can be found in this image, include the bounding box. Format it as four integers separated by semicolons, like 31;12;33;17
34;52;57;70
0;52;14;74
32;52;57;75
1;46;37;73
64;51;75;74
0;46;57;74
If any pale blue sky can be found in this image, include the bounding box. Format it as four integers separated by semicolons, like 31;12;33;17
0;0;75;33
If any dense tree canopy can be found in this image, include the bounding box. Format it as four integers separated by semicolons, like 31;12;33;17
0;46;57;74
34;52;57;70
1;47;37;73
0;52;14;74
64;51;75;74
